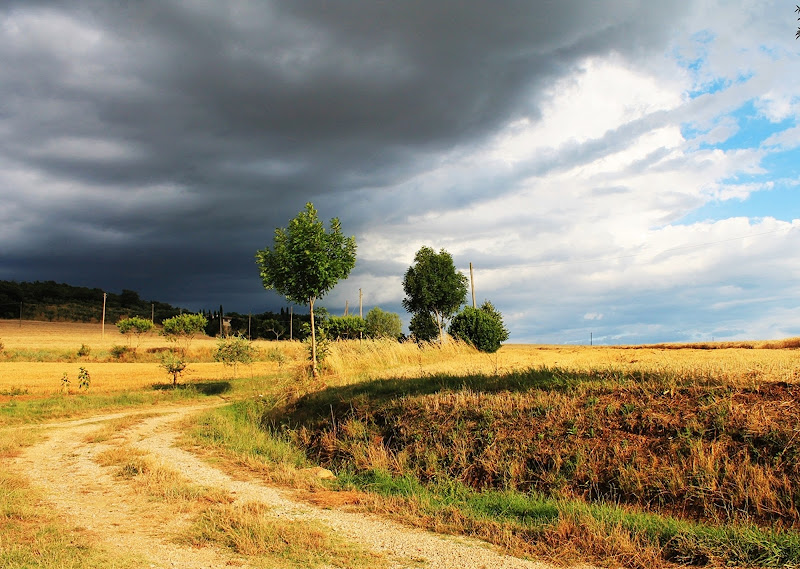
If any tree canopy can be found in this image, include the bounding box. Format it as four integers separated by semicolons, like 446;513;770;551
402;246;468;342
255;202;356;376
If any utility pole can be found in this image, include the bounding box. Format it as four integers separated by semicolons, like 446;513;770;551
289;306;293;340
248;313;252;340
359;288;363;318
101;293;107;339
469;262;476;308
151;303;154;323
219;304;223;337
344;300;349;316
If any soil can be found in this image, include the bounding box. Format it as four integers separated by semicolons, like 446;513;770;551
9;400;594;569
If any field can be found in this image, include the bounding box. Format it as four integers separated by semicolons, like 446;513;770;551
3;319;800;568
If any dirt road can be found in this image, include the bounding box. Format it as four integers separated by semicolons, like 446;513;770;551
10;402;591;569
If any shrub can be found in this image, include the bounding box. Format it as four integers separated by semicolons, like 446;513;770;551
364;307;402;340
159;351;187;387
214;334;255;379
110;345;131;359
409;312;439;343
77;343;91;357
326;315;365;340
449;301;509;353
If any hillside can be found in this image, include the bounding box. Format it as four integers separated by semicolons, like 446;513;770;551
0;280;185;324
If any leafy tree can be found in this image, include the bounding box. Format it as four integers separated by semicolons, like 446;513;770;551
449;301;509;353
159;352;187;387
402;247;468;343
161;313;208;354
116;316;154;348
408;311;439;343
255;202;356;377
215;334;255;379
326;315;365;340
260;318;286;340
364;307;402;340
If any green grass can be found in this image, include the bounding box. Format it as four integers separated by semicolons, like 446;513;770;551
0;383;218;427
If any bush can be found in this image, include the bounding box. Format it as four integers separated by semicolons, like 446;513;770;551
326;315;365;340
77;344;91;357
364;307;402;340
159;351;187;386
449;301;509;353
409;312;439;343
110;345;131;359
214;334;255;379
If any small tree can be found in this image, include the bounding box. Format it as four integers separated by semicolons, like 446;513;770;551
161;313;207;354
364;307;402;340
260;318;286;340
255;202;356;377
214;334;255;379
116;316;154;348
402;247;468;343
449;301;509;353
159;352;187;387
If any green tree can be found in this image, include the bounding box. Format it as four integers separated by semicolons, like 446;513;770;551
402;247;468;343
159;352;187;387
449;301;510;353
364;307;402;340
116;316;154;348
215;334;255;379
255;202;356;377
161;313;208;354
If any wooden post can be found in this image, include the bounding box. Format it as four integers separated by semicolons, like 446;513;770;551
344;300;349;316
469;262;476;308
151;303;154;322
101;293;107;339
248;313;252;340
359;288;363;318
289;305;293;340
219;304;223;337
19;302;23;327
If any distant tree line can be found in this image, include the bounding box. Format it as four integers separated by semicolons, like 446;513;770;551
0;280;186;324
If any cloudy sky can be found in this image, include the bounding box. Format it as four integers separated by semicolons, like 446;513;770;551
2;1;799;344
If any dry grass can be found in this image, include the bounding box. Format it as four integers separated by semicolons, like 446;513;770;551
95;445;231;504
189;501;386;569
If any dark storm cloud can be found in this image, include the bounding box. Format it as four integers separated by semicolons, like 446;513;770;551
0;1;690;311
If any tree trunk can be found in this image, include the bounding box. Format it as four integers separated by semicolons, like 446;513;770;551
435;311;445;344
309;296;318;377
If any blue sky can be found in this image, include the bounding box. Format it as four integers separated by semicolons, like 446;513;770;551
0;1;798;344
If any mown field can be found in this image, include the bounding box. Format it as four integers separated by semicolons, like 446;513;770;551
3;319;800;568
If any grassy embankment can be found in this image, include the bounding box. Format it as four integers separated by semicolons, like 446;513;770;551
4;320;800;567
185;339;800;568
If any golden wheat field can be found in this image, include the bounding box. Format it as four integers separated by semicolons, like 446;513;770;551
1;319;799;396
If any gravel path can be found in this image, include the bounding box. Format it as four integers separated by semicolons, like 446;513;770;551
11;402;595;569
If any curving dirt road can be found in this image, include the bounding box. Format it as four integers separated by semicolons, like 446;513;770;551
10;401;593;569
